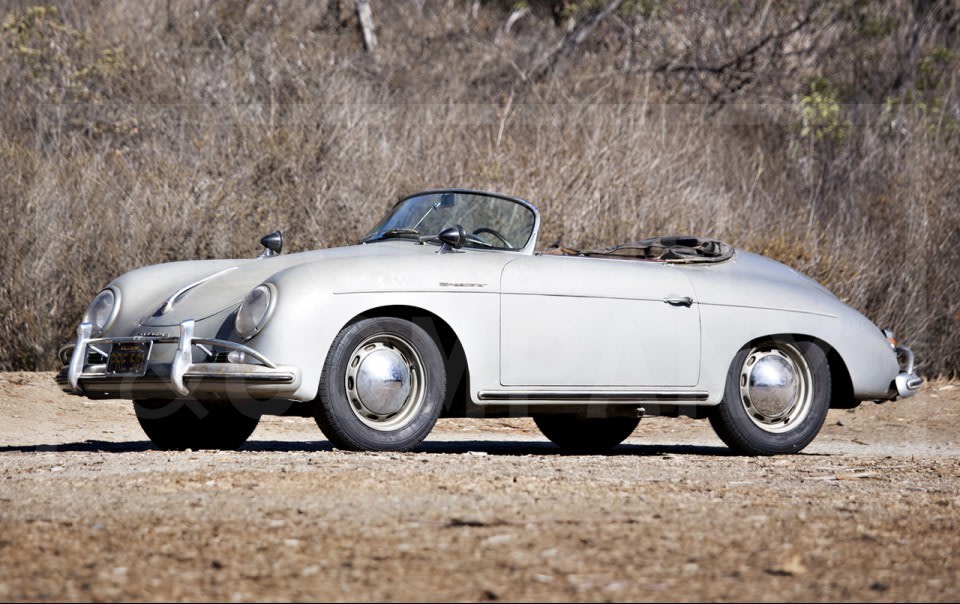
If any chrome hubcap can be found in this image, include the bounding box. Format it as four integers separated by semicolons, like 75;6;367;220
356;348;411;415
748;354;798;419
345;334;424;432
739;343;812;433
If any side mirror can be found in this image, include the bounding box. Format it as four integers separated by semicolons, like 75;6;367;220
437;224;466;254
259;230;283;258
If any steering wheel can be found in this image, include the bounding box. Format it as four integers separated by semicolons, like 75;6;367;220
470;227;514;249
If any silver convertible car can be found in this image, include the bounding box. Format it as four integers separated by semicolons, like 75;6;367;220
57;189;921;455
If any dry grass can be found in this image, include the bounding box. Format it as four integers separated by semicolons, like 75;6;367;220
0;1;957;377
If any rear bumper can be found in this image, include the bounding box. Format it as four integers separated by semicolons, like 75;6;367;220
891;345;921;400
59;320;301;400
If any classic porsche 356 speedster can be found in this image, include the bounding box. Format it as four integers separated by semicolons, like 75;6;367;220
57;189;921;455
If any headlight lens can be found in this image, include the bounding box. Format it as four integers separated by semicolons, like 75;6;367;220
82;289;118;335
235;285;275;339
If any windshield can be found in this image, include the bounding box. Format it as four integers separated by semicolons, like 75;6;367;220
361;191;537;251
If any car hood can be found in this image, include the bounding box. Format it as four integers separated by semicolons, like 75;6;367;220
138;241;426;326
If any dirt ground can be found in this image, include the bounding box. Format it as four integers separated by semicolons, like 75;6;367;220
1;372;958;602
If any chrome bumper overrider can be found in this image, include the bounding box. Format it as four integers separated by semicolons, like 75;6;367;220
893;345;921;399
61;320;300;398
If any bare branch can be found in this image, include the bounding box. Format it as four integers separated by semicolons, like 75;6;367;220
530;0;626;81
646;9;814;78
355;0;379;59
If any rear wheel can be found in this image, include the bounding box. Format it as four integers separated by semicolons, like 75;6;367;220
709;339;830;455
133;399;260;450
315;317;446;452
534;415;640;452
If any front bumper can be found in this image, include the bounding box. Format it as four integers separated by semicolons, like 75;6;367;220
58;320;301;400
892;345;921;399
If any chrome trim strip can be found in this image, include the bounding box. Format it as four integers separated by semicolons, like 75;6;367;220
333;289;499;296
182;371;296;383
157;267;238;316
694;300;837;319
476;390;710;403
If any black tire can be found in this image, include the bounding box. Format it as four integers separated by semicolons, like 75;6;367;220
315;317;446;452
709;339;830;456
133;399;260;450
533;415;640;453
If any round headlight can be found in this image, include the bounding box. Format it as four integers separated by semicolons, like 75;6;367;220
82;288;119;335
235;284;275;340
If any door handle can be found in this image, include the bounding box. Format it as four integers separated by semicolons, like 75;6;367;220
663;295;694;307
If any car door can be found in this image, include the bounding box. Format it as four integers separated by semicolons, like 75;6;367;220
499;255;700;387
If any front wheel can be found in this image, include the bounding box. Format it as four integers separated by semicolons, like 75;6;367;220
134;399;260;450
314;317;446;452
709;339;830;455
534;415;640;452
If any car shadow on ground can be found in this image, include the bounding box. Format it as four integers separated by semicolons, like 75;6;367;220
420;440;734;456
0;439;732;456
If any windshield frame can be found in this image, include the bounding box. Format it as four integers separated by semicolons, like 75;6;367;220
360;189;541;254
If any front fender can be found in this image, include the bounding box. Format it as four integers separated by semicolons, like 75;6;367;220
245;256;506;402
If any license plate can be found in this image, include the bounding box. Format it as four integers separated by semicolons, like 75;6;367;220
106;343;152;376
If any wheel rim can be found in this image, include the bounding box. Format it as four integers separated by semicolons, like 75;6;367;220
738;342;813;434
345;333;426;432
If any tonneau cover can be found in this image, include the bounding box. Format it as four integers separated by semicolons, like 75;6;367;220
545;235;735;264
